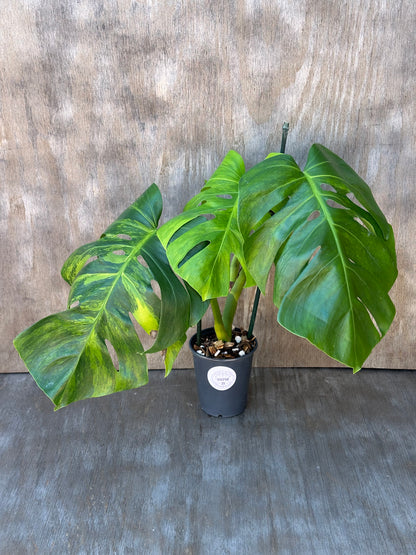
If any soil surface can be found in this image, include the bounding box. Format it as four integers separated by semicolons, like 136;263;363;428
192;327;257;359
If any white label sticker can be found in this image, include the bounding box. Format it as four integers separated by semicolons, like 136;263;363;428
207;366;237;391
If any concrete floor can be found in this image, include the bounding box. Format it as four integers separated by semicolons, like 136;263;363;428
1;368;415;554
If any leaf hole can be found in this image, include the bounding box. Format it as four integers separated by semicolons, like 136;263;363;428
112;249;126;256
307;210;320;221
167;215;212;248
118;234;132;240
178;241;210;268
70;300;80;309
137;255;149;268
353;216;370;230
151;279;161;299
129;313;154;351
216;194;232;200
105;339;119;371
308;246;321;263
325;199;346;209
320;183;337;193
357;297;382;339
346;192;366;210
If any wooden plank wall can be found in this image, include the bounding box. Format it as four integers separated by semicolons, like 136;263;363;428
2;1;414;371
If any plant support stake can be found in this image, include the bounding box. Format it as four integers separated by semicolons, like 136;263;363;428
196;319;202;346
247;122;290;339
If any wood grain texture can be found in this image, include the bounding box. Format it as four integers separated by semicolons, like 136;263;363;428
1;0;415;371
1;369;416;553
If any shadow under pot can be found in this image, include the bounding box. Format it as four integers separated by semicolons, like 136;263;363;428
189;328;258;417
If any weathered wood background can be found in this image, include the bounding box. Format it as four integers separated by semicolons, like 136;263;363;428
2;0;415;372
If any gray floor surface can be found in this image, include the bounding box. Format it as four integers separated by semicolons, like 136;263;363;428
1;368;415;554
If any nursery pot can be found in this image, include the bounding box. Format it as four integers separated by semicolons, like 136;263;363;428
189;328;257;417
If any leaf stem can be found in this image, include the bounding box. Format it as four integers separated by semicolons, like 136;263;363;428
223;269;246;339
210;298;227;340
230;255;241;282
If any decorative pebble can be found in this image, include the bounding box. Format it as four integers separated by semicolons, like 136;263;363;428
235;336;242;343
197;350;204;355
239;350;245;357
214;350;221;357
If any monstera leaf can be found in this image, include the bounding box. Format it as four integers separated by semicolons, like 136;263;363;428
238;144;397;371
158;150;254;300
14;184;207;409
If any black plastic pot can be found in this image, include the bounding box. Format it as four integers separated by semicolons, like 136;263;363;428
189;328;257;417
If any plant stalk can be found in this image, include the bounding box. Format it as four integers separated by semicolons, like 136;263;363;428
230;254;241;282
223;269;246;339
210;298;228;340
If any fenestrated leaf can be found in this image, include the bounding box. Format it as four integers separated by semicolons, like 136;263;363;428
13;307;149;410
238;144;397;371
14;184;207;409
158;150;254;300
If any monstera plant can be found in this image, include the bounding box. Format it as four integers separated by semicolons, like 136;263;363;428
14;135;397;410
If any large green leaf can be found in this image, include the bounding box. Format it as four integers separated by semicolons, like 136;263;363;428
238;144;397;371
14;184;208;409
158;150;253;300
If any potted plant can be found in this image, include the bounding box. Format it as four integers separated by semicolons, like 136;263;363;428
14;124;397;415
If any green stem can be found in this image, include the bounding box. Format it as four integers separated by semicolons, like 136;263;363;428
223;270;246;340
210;298;227;340
230;255;241;282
